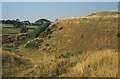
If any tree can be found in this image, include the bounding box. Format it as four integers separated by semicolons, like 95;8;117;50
16;19;20;22
1;20;5;23
20;22;28;33
22;21;31;25
34;19;51;26
13;19;22;28
9;20;16;24
28;19;51;39
13;22;22;28
1;20;16;24
55;19;59;21
5;20;11;24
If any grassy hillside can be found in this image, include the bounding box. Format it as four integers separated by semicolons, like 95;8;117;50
2;11;119;77
46;11;118;52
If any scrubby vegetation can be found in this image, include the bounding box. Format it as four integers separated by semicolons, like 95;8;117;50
25;38;43;48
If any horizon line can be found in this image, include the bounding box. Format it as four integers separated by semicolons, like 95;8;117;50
1;10;118;23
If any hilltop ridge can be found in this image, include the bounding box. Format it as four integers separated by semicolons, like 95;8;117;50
57;10;119;21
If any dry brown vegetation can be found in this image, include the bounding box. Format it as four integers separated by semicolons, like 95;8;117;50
2;11;119;77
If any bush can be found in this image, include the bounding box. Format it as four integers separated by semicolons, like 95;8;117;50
25;39;43;48
13;22;22;28
51;24;57;29
39;34;46;38
45;43;49;46
20;27;28;33
59;27;63;30
47;35;51;39
34;19;51;26
28;25;49;39
56;50;83;58
3;45;18;51
3;37;15;44
46;28;51;32
14;41;20;47
117;33;120;37
25;42;37;48
45;28;53;35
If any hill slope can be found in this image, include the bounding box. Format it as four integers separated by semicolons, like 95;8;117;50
2;11;119;77
48;11;118;51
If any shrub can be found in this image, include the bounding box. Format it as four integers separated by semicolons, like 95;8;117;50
45;28;53;35
13;22;22;28
117;33;120;37
51;24;57;29
3;45;18;51
39;33;46;38
34;19;51;26
28;24;49;39
47;35;51;39
14;41;20;47
46;28;51;32
20;26;28;33
3;37;15;44
59;27;63;30
25;42;37;48
56;50;83;58
45;43;49;46
25;39;43;48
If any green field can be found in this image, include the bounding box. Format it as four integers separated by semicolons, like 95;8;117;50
1;24;38;34
2;27;20;34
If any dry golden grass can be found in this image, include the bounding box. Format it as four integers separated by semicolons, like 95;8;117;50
2;11;119;77
2;48;118;77
67;49;118;77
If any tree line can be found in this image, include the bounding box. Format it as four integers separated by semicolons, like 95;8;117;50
0;18;51;26
1;18;51;33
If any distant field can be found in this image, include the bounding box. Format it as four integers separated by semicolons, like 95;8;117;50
1;24;13;27
26;25;38;29
2;27;20;34
1;24;38;34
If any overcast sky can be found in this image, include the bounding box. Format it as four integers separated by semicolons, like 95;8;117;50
2;2;118;22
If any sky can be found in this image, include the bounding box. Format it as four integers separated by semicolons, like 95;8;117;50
1;0;120;2
2;2;118;22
